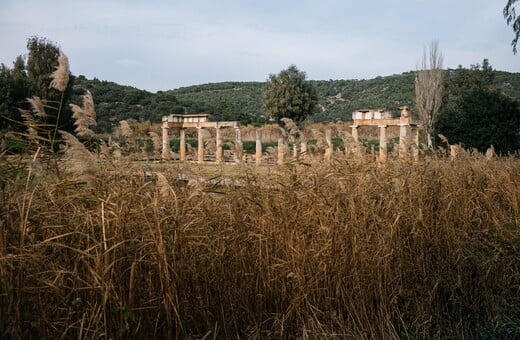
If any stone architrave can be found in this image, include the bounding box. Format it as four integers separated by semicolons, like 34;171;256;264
379;125;388;163
216;126;223;163
255;130;262;165
161;123;171;161
179;128;186;161
197;127;204;163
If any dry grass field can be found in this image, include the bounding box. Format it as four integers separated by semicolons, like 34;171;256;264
1;147;519;339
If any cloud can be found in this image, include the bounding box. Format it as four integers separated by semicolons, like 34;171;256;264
0;0;518;92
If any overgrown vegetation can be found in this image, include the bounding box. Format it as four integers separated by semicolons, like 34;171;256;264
1;148;519;338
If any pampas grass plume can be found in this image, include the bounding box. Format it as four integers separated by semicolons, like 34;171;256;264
156;172;173;199
119;120;133;138
70;90;97;137
49;53;70;92
148;132;162;152
27;97;47;118
60;131;99;187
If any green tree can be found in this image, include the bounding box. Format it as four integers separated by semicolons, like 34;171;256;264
436;60;520;153
25;36;75;133
261;65;318;124
0;56;31;131
504;0;520;54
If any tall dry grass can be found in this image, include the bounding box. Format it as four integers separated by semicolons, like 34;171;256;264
0;148;519;339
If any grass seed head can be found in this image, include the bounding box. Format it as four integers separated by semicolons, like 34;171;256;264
49;52;70;92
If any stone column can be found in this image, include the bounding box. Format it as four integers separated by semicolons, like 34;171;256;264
161;121;171;161
216;126;223;163
350;125;359;143
277;137;285;165
179;128;186;161
197;127;204;163
255;130;262;165
411;126;419;162
300;140;307;154
378;125;388;163
324;129;333;162
399;124;408;158
234;127;243;163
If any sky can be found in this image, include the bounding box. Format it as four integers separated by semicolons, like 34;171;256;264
0;0;518;93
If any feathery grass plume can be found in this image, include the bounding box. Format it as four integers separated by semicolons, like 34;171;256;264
59;131;99;186
438;133;449;145
82;90;96;119
70;90;97;137
280;117;304;141
148;132;161;152
99;140;111;160
112;143;122;160
27;97;47;118
485;145;495;160
311;129;327;151
118;120;133;138
49;53;69;92
204;139;216;154
156;172;174;199
19;108;39;142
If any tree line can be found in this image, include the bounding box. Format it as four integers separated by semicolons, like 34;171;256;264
1;37;519;153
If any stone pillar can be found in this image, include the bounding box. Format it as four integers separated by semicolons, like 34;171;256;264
300;140;307;155
324;129;333;162
179;128;186;161
378;125;388;163
350;125;359;143
197;127;204;163
161;121;171;161
277;137;285;165
234;127;243;163
399;124;408;158
255;130;262;165
216;126;223;163
411;126;419;162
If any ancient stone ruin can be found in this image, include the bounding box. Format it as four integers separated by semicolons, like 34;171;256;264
162;108;421;164
351;107;420;162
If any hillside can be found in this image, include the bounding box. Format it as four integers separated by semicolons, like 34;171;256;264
73;70;520;133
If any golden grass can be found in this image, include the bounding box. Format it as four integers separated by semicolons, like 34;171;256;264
0;150;519;338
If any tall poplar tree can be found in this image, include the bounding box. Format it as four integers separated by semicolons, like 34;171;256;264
415;41;444;148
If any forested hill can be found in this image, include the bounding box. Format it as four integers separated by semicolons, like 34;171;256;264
73;70;520;133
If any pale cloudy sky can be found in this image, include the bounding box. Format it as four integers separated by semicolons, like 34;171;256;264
0;0;518;92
